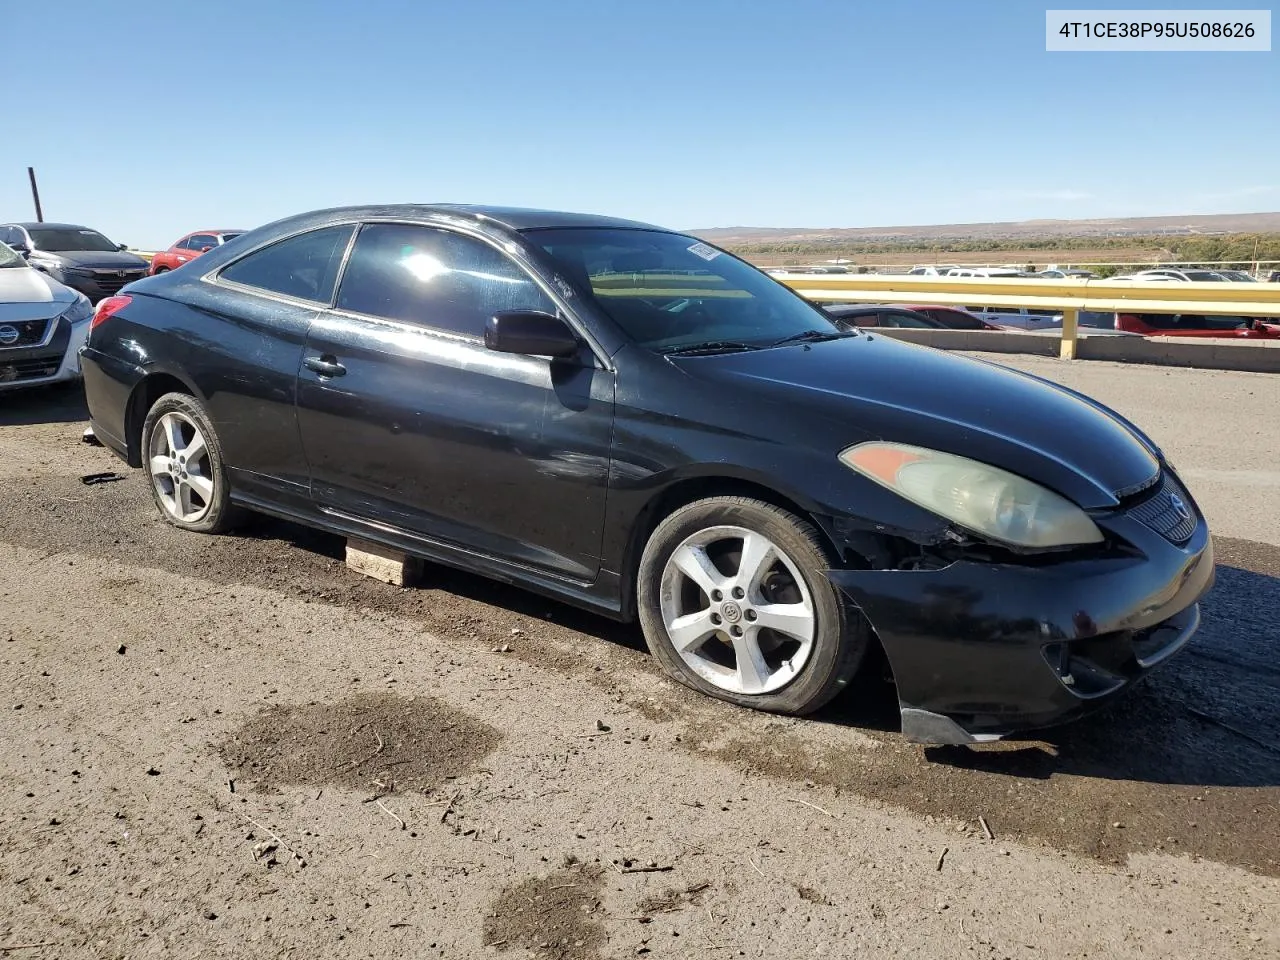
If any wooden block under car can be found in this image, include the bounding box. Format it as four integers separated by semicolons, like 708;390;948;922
345;538;423;587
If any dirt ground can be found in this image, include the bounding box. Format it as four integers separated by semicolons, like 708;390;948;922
1;378;1278;960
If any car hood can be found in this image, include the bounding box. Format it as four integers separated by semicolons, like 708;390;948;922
674;334;1161;510
0;266;79;322
39;249;150;269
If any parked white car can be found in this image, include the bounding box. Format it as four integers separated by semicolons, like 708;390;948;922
945;267;1029;278
1036;268;1095;279
1128;268;1228;282
962;305;1063;330
907;265;959;276
0;242;94;391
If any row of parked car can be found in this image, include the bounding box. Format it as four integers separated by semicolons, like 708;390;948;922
0;221;245;391
777;262;1280;282
813;302;1280;339
1;216;1278;395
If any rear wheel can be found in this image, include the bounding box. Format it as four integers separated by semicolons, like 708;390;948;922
141;392;237;533
153;266;170;274
637;496;867;715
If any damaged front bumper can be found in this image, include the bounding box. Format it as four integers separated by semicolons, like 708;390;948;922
827;507;1215;745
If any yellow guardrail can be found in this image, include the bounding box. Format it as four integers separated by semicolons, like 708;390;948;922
772;273;1280;359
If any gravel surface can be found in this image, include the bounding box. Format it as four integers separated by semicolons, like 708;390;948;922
1;378;1277;959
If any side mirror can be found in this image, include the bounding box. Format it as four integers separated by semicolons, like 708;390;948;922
116;242;128;251
485;311;580;358
10;243;30;258
199;246;213;253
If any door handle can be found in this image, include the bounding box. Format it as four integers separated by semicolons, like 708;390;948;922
304;355;346;377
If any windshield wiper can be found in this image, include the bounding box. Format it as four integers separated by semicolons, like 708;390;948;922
661;340;763;356
769;329;857;347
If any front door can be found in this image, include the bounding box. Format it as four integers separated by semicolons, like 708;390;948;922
295;222;615;582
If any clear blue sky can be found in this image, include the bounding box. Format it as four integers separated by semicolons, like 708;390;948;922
5;0;1277;248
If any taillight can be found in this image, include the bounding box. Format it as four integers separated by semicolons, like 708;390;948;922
91;295;132;331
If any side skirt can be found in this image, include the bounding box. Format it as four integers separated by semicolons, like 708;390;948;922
228;488;627;622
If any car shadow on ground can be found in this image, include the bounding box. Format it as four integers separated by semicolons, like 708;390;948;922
225;491;1280;790
237;513;649;654
246;502;1280;788
0;382;90;426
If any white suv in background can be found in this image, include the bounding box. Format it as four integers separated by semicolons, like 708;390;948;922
0;242;94;391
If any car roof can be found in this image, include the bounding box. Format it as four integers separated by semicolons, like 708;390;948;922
822;304;921;315
5;221;97;230
271;204;668;233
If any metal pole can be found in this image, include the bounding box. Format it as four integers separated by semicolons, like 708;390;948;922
1059;307;1079;361
27;167;44;222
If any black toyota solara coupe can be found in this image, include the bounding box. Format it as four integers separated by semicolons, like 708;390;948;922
79;205;1214;745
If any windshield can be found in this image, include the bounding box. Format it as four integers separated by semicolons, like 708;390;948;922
220;233;243;243
0;243;25;268
28;227;119;253
528;228;843;352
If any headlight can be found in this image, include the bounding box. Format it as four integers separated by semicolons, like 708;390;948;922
60;296;94;325
840;441;1103;548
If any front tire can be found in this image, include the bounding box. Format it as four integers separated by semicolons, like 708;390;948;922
637;496;867;715
141;392;237;533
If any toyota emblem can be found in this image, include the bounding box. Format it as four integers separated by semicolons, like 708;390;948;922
1170;494;1191;522
0;325;19;346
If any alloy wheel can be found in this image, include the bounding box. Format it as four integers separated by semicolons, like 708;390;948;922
148;411;215;523
659;525;816;695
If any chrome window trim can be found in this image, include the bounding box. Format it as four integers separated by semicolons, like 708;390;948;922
201;221;360;310
201;216;613;369
326;218;614;371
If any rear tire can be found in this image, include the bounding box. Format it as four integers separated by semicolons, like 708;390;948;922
141;392;239;533
637;496;867;715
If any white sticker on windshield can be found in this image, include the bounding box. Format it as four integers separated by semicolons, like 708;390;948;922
687;242;721;261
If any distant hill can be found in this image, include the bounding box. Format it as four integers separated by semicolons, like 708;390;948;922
690;212;1280;245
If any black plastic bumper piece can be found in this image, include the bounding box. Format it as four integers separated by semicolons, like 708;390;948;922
827;513;1214;743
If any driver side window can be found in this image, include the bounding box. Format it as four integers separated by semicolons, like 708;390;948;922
335;224;556;337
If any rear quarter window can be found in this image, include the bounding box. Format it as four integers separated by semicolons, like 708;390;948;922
218;225;355;303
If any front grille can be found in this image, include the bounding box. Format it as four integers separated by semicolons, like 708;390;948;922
1129;472;1197;544
0;358;61;382
0;318;52;349
91;272;140;296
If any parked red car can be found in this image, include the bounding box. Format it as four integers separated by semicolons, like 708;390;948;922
148;230;245;275
901;304;1016;331
1116;312;1280;339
